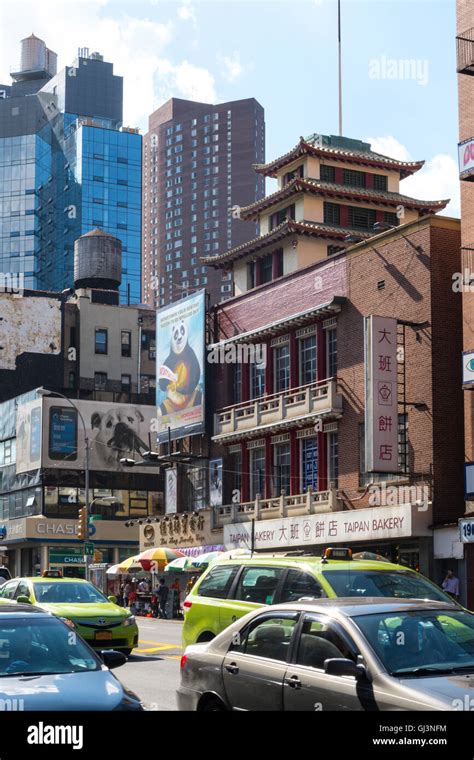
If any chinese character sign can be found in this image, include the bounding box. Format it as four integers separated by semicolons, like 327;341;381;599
364;316;399;473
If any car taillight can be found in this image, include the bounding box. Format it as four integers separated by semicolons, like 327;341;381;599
180;655;187;670
183;600;192;609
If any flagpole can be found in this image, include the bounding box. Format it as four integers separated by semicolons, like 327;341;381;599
338;0;343;136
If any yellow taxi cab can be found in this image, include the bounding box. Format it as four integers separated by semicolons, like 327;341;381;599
182;548;459;647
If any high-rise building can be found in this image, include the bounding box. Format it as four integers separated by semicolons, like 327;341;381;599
0;35;142;303
142;97;265;307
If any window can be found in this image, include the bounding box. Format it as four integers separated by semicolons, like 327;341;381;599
269;205;295;231
197;565;239;599
250;362;265;399
14;581;30;600
250;447;265;499
260;253;273;284
343;168;366;188
121;374;131;391
384;211;399;226
320;165;335;182
328;432;339;488
0;582;18;600
301;436;318;491
280;570;325;603
121;330;131;357
327;328;337;377
299;334;317;385
274;344;290;392
94;372;107;390
94;329;107;355
231;614;298;661
231;450;242;501
283;165;304;185
295;615;356;669
273;442;291;496
323;202;340;226
234;364;242;404
348;206;376;231
373;174;388;191
234;567;285;605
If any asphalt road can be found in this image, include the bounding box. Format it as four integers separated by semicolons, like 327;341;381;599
118;618;184;711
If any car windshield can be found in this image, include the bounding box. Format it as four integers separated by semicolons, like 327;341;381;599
322;569;453;603
353;609;474;676
33;582;108;604
0;617;100;677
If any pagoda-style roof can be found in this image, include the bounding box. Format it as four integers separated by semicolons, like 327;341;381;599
239;177;449;220
254;136;425;179
201;220;370;268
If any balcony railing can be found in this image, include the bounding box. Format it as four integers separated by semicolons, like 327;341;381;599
213;378;343;440
457;29;474;75
213;488;341;528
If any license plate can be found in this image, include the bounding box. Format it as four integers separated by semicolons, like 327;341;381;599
95;631;113;640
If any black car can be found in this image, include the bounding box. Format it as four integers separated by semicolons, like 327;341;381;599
0;603;143;710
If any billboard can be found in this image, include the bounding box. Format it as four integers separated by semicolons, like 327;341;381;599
16;400;43;473
364;315;399;473
156;290;205;442
16;398;156;474
459;137;474;181
463;350;474;386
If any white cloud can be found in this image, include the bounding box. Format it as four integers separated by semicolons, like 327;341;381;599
365;135;411;162
218;52;245;83
154;59;217;104
177;0;196;24
365;135;459;217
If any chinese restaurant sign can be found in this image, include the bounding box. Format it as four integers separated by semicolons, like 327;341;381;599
364;315;399;473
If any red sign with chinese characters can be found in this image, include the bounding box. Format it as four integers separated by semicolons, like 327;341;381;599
364;316;399;473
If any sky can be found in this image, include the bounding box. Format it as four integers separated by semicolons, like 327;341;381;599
0;0;460;214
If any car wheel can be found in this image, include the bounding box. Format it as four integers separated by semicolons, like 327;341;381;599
200;696;227;712
197;632;215;643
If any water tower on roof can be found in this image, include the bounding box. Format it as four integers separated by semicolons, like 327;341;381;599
74;229;122;291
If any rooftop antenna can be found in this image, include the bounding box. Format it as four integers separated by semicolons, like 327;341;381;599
338;0;343;136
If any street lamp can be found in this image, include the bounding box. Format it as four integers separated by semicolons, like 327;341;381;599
37;388;91;579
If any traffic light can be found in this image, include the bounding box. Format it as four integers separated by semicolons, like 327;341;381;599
77;507;88;541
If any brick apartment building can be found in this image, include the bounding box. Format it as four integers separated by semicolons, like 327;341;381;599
457;0;474;606
142;97;265;308
207;214;463;594
197;133;464;595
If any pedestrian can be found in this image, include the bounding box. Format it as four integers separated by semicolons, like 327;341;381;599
171;579;181;618
442;569;460;601
186;575;198;595
156;578;169;619
123;579;132;608
138;578;148;593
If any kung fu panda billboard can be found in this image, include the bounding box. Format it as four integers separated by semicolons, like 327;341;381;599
156;290;206;443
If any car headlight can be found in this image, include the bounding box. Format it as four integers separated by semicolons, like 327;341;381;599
59;617;76;630
123;616;136;627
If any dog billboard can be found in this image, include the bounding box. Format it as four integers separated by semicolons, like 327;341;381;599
15;398;156;474
156;290;206;442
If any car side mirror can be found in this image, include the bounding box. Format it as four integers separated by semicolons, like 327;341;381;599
324;658;365;678
16;595;32;605
101;650;127;670
108;595;117;604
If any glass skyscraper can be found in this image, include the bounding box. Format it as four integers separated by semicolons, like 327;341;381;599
0;36;141;302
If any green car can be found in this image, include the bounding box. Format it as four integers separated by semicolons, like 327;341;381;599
182;549;460;648
0;577;139;656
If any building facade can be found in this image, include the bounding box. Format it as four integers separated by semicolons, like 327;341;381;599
208;214;464;595
0;35;142;303
142;97;265;308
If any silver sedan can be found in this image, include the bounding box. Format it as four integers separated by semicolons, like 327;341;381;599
177;597;474;711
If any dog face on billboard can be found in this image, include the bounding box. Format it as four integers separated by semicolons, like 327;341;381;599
90;407;146;467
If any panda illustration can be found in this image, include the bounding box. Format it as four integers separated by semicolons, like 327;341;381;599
158;318;202;416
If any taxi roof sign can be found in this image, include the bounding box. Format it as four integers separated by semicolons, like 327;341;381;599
323;547;352;561
42;570;62;578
